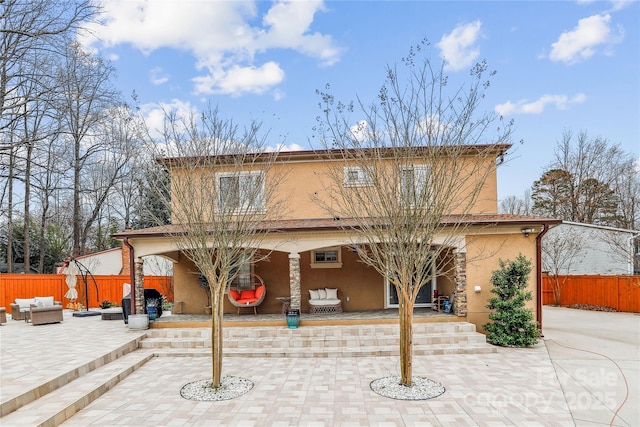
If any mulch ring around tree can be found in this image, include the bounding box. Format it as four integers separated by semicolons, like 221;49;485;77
180;376;254;401
370;376;445;400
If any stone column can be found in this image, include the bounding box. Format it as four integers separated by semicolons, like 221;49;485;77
453;251;467;317
134;258;145;314
288;253;301;310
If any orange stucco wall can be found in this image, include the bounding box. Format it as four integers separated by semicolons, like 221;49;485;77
169;153;500;221
464;232;539;331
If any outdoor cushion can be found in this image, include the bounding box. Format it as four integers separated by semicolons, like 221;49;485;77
309;298;341;306
236;298;258;305
309;289;320;300
229;289;241;301
325;288;338;299
240;289;255;300
15;298;35;310
35;296;55;307
318;288;327;299
254;285;265;299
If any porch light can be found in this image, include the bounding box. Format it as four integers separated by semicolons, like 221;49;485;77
521;228;535;237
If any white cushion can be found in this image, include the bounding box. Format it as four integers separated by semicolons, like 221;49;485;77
325;288;338;299
309;289;320;300
35;296;55;307
318;288;327;299
15;298;35;310
309;298;341;306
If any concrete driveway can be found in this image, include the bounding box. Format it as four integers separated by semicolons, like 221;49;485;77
543;306;640;427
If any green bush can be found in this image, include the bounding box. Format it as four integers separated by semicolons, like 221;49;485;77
99;300;112;309
484;254;539;347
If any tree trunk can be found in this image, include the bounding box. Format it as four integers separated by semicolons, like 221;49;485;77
211;284;225;388
399;297;414;386
23;143;33;272
38;206;47;273
6;144;15;273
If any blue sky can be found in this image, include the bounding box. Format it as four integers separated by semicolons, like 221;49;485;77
81;0;639;201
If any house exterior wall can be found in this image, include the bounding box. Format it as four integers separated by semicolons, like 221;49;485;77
544;223;634;275
76;249;122;275
464;232;538;330
169;153;500;221
66;248;173;277
123;146;557;333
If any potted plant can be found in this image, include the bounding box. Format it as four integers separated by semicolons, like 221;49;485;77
146;298;159;321
198;275;212;314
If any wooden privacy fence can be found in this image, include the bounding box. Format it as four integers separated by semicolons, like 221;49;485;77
0;274;173;310
542;275;640;313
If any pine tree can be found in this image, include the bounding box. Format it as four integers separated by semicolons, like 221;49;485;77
484;255;539;347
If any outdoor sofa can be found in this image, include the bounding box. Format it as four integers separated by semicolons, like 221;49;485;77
308;288;343;314
10;297;63;325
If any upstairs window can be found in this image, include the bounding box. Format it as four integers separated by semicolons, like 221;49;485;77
400;164;431;207
217;171;265;213
343;166;373;187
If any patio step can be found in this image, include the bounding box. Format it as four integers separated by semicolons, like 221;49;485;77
0;350;154;426
140;322;496;357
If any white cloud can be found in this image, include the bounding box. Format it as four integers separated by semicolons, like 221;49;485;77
80;0;341;96
193;62;285;97
437;21;482;72
549;14;622;64
349;120;371;142
609;1;634;12
140;99;198;141
576;0;632;11
150;67;170;86
258;0;341;67
495;93;587;115
265;143;305;152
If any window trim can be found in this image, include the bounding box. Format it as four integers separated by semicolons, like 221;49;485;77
215;170;266;214
310;246;343;269
343;166;373;187
399;164;431;208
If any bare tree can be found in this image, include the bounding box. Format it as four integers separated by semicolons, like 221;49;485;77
0;0;98;133
542;227;586;305
146;104;288;388
500;189;532;215
32;130;69;272
612;159;640;230
54;40;120;255
313;41;513;387
532;130;633;225
77;105;141;252
1;0;98;269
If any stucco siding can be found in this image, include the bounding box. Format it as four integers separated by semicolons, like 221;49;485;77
465;233;539;331
544;223;634;275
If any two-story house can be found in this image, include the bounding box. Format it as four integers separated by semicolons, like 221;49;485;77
114;145;559;331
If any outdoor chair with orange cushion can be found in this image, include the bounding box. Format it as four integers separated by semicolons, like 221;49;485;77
227;274;266;315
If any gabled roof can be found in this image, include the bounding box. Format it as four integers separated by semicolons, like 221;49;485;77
113;214;560;239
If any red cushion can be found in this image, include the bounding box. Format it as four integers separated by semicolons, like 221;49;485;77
254;285;265;299
240;290;255;300
229;290;241;301
236;298;258;305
